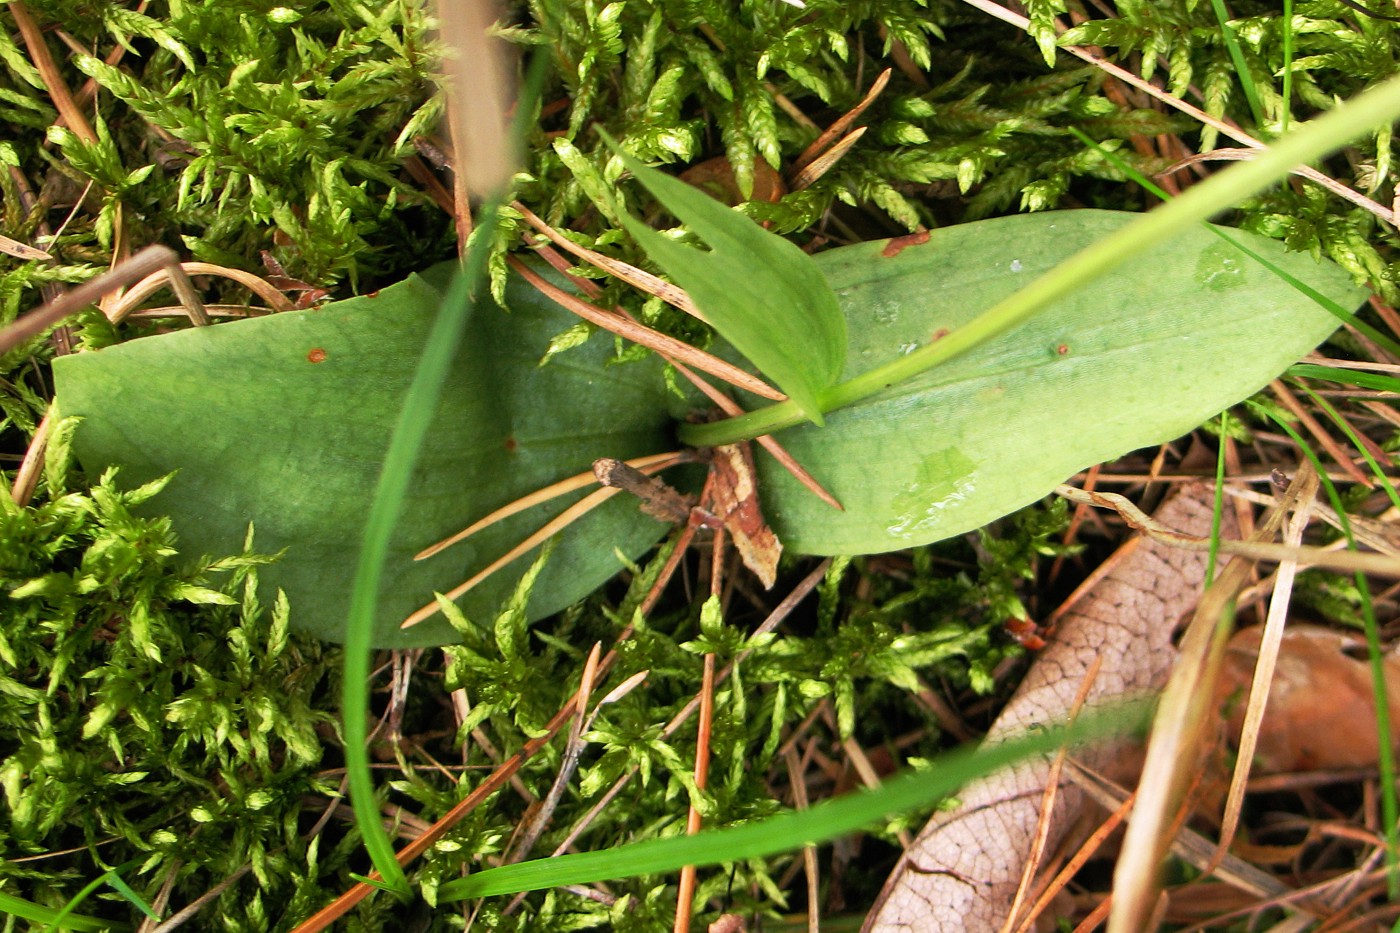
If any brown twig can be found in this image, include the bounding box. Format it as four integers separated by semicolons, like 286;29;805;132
9;1;97;144
0;245;195;354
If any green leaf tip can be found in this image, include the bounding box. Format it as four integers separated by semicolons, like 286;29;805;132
597;129;846;427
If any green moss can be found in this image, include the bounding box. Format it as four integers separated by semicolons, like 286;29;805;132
1;0;1396;925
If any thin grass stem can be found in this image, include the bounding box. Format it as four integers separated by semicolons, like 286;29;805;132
680;72;1400;448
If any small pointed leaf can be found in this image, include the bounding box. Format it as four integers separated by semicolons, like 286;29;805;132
600;131;845;425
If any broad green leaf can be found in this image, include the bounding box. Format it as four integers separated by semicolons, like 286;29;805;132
746;210;1364;554
54;263;676;648
53;210;1363;649
600;132;845;425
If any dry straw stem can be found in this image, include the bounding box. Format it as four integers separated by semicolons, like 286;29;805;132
505;254;783;400
1066;761;1327;922
514;201;706;323
0;245;203;354
437;0;514;199
1223;485;1400;558
1000;656;1104;933
7;409;50;507
105;262;294;323
9;0;96;144
792;68;890;174
1054;485;1400;577
1209;464;1319;876
401;453;694;628
1106;470;1310;933
414;450;690;560
0;233;52;261
961;0;1396;226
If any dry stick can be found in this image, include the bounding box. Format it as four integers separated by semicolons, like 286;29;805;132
402;482;629;628
0;245;197;354
0;233;51;261
1054;485;1400;577
415;451;691;560
1001;655;1105;933
791;128;868;193
1074;469;1388;485
1163;149;1397;225
544;561;832;863
106;262;294;321
9;410;51;507
514;201;704;321
674;651;718;933
961;0;1397;225
1067;760;1336;924
673;534;726;931
1272;378;1371;486
501;665;653;917
147;862;255;933
1210;467;1319;878
1012;789;1137;933
781;745;822;933
1048;461;1101;586
502;645;602;870
9;0;97;143
506;254;782;401
1107;475;1307;933
792;69;891;174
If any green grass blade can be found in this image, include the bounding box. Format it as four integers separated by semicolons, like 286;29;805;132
1208;411;1230;586
98;870;157;922
341;229;497;897
435;702;1148;901
1073;126;1400;360
1295;383;1400;514
5;885;118;932
680;71;1400;449
1289;362;1400;394
1210;0;1267;129
1282;0;1295;133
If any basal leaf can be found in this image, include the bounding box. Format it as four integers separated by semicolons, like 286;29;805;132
745;210;1364;554
52;210;1363;648
53;263;675;648
601;132;845;425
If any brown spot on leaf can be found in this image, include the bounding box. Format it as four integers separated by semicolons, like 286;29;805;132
307;348;327;363
1057;343;1070;355
881;230;930;258
504;436;518;452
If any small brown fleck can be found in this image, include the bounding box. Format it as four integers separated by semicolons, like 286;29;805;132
366;289;380;299
1056;343;1070;355
504;436;518;452
930;327;949;342
881;230;930;258
307;348;328;363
